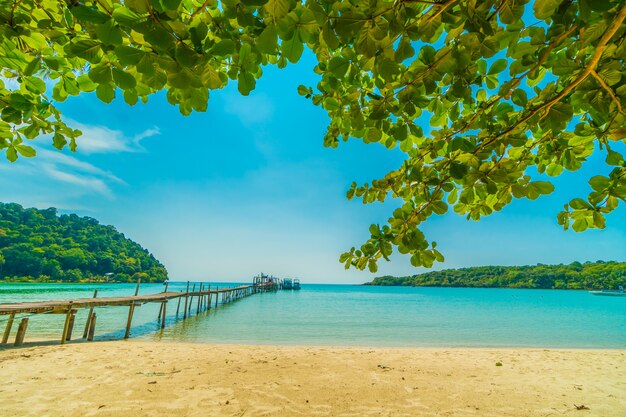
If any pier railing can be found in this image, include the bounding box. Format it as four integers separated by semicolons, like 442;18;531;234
0;279;279;348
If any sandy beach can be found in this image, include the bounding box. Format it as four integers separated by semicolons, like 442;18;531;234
0;342;624;417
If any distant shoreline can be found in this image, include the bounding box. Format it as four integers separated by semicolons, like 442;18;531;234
366;260;626;290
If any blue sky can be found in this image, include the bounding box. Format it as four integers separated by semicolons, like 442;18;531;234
1;51;625;283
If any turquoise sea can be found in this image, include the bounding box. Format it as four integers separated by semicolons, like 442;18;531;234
1;282;625;348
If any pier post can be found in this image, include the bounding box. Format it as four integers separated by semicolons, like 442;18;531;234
196;283;202;315
160;301;167;329
124;278;141;339
66;312;76;341
14;318;28;347
176;291;182;317
188;283;196;316
134;277;141;296
215;286;219;308
61;302;73;344
83;289;98;339
183;281;190;319
2;312;15;344
207;284;211;310
125;303;136;339
87;313;96;341
158;282;169;321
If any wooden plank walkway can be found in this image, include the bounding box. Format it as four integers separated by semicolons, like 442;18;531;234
0;285;255;315
0;279;280;347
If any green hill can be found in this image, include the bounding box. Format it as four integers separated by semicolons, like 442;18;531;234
365;261;626;290
0;203;167;283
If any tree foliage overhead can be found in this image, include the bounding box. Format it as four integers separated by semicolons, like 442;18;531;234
366;261;626;290
1;0;625;271
0;203;168;282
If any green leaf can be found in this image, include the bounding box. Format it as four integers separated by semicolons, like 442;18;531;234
241;0;269;6
112;68;136;89
572;218;588;232
546;164;564;177
69;40;102;60
511;89;527;107
53;133;67;150
15;144;36;158
238;43;252;66
77;74;97;92
297;85;310;96
89;65;112;84
112;7;148;26
328;57;350;78
488;59;508;75
70;5;110;24
589;176;610;192
115;46;145;66
6;146;17;162
533;0;562;19
569;198;592;210
282;35;303;63
23;77;46;94
598;68;622;86
587;0;617;12
201;66;225;89
237;72;256;95
96;20;123;46
123;89;138;105
211;39;235;56
264;0;290;21
96;84;115;103
606;150;623;166
257;25;278;54
175;45;199;67
530;181;555;195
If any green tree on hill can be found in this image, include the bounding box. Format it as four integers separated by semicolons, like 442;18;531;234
366;261;626;290
1;0;625;271
0;202;167;282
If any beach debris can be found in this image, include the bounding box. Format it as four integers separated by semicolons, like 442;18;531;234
148;381;157;384
495;362;503;367
137;370;181;377
377;364;392;370
574;404;590;410
98;405;105;409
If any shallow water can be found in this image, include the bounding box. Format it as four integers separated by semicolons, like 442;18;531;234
1;283;625;348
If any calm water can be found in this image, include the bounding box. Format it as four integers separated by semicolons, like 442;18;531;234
1;283;625;348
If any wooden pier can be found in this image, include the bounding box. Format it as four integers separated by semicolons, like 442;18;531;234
0;279;279;348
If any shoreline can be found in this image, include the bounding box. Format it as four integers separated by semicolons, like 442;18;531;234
1;341;625;416
8;334;626;350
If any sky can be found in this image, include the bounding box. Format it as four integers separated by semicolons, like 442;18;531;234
1;51;625;284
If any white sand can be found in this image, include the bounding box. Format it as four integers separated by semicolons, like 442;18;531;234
1;341;625;416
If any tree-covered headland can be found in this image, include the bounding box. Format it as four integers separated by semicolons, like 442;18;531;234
0;203;168;283
1;1;626;272
366;261;626;290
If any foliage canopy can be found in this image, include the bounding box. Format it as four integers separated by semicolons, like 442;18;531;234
1;0;626;271
366;261;626;290
0;203;168;282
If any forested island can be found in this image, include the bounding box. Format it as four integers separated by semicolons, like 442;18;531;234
0;203;167;283
366;261;626;290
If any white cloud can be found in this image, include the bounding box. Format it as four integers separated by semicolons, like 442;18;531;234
0;145;125;210
68;119;160;154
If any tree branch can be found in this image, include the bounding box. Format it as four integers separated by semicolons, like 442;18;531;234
590;69;625;115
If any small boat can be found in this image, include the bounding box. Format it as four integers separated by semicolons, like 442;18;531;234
293;279;301;290
590;285;625;297
282;278;293;290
